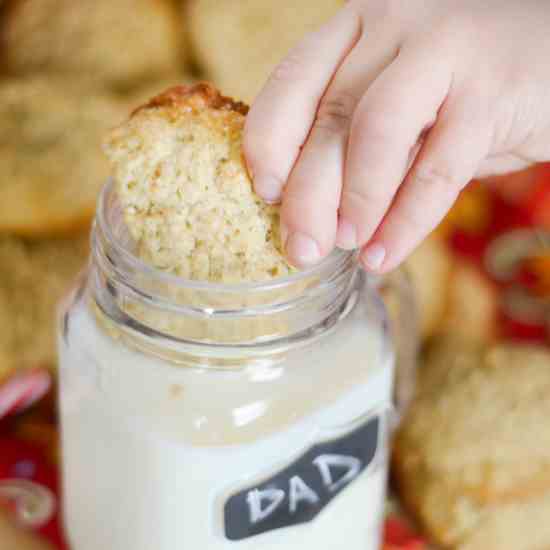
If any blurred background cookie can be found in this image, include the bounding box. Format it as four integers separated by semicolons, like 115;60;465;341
188;0;343;102
393;340;550;549
0;78;126;236
405;234;453;342
439;261;499;343
0;233;89;384
0;0;184;92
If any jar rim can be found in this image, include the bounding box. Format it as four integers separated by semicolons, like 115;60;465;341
96;179;357;294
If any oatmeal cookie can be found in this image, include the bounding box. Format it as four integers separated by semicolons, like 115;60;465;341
405;235;453;341
0;232;90;383
1;0;182;91
103;82;292;283
441;261;499;343
0;78;126;236
188;0;342;102
394;340;550;549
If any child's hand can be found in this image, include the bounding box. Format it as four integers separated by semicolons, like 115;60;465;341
244;0;550;272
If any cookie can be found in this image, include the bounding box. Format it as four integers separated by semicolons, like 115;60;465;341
1;0;182;91
405;235;453;341
103;83;292;283
440;261;499;343
457;493;550;550
0;77;126;236
0;232;90;383
188;0;342;102
123;73;197;113
393;340;550;548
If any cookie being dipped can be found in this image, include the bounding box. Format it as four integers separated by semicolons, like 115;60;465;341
103;83;292;283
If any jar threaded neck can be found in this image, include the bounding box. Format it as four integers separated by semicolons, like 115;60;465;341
91;181;361;349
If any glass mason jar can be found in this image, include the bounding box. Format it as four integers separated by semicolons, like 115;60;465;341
58;181;416;550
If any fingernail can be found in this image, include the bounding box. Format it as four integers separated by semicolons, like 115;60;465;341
285;232;321;267
254;175;282;203
361;243;386;271
336;218;357;250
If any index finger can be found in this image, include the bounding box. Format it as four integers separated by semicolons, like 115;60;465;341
243;4;361;202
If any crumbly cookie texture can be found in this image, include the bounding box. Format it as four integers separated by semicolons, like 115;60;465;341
393;340;550;549
0;0;182;91
0;233;90;383
188;0;343;102
103;83;292;283
124;74;197;113
0;77;126;236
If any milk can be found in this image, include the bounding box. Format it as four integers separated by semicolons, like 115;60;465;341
59;291;393;550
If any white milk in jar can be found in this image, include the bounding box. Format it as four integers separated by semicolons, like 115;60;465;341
58;183;401;550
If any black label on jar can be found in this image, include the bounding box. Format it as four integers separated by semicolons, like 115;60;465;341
223;415;380;541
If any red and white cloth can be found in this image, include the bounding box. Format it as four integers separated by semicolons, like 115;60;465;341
1;163;549;549
0;370;51;421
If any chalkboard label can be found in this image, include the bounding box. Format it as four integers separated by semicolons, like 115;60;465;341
223;415;380;541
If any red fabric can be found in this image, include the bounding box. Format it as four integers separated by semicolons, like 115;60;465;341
0;370;51;420
1;164;549;548
383;517;426;550
524;164;550;229
0;435;66;548
447;168;549;345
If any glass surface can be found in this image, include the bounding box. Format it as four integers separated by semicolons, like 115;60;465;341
57;181;408;550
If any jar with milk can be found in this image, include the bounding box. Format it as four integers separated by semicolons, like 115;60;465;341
58;181;416;550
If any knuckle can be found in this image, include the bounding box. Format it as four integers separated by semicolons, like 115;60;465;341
383;0;408;20
440;12;476;38
314;92;359;136
341;187;386;213
429;13;479;53
399;202;424;229
284;180;335;209
358;108;404;145
410;163;460;193
283;188;332;209
340;188;384;242
269;47;311;85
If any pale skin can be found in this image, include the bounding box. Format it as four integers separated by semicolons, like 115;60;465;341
243;0;550;272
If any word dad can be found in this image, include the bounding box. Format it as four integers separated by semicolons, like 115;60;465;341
224;416;380;541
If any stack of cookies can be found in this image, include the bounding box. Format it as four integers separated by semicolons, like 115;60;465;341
0;0;350;388
0;0;192;388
